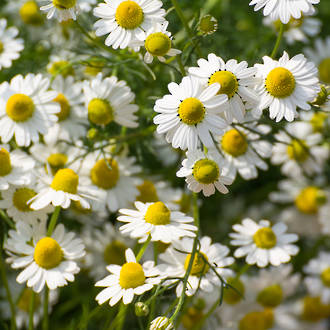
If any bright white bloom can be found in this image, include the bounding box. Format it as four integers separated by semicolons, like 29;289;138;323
93;0;166;49
177;149;233;196
5;221;85;292
0;74;60;147
254;51;319;122
158;236;234;297
0;19;24;70
95;248;160;306
189;53;259;123
304;252;330;304
249;0;319;24
83;73;138;128
150;317;174;330
154;76;228;151
40;0;80;22
230;218;299;267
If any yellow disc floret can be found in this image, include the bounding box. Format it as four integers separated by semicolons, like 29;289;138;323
178;98;205;125
145;201;171;225
19;1;44;26
103;240;127;265
287;139;309;162
47;153;68;175
51;168;79;194
301;296;330;322
119;262;145;289
321;267;330;287
239;310;273;330
145;32;171;57
0;148;12;176
310;112;328;132
265;67;296;98
295;186;326;214
209;71;238;98
223;277;245;305
182;307;204;329
90;158;120;190
13;188;37;212
318;58;330;84
257;284;283;308
48;60;74;77
53;0;76;9
53;93;70;121
34;237;63;269
6;94;35;122
88;98;114;126
136;180;159;203
115;1;144;30
221;129;248;157
253;227;277;249
184;252;210;276
192;159;219;184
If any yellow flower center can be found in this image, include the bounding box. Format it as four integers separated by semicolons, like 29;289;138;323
302;296;330;322
257;284;283;308
17;288;41;312
145;201;171;225
53;93;70;121
50;168;79;194
6;93;35;122
287;139;309;162
48;60;74;77
19;1;44;26
198;15;218;35
52;0;76;9
318;58;330;84
84;58;105;76
184;252;210;276
103;240;127;265
253;227;277;249
221;129;248;157
13;188;37;212
34;237;63;269
115;1;144;30
182;307;204;330
88;98;114;126
90;158;120;190
178;97;205;125
223;277;245;305
119;262;145;289
136;180;159;203
0;41;3;54
71;200;92;214
0;148;12;177
239;310;274;330
209;71;238;98
47;153;68;175
145;32;171;57
310;112;328;132
321;267;330;287
265;67;295;98
294;186;326;214
192;159;219;184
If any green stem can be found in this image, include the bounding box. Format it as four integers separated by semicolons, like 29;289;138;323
28;291;35;330
270;23;284;59
42;287;49;330
0;210;15;229
176;54;186;76
136;235;151;262
47;206;61;236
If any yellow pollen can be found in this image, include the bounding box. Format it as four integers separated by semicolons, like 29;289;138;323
34;237;63;269
257;284;283;308
221;129;248;157
239;310;273;330
178;97;205;125
47;153;68;175
223;277;245;305
136;180;159;203
182;307;204;329
115;1;144;30
145;32;171;56
48;60;74;77
265;67;295;98
302;296;330;322
253;227;277;249
295;186;326;214
209;71;238;98
51;168;79;194
13;188;37;212
88;98;114;126
19;1;44;26
287;139;309;162
53;93;70;121
192;159;219;184
144;201;171;225
184;252;209;276
90;158;120;190
6;93;35;122
119;262;145;289
17;288;41;312
310;112;328;132
0;148;12;176
321;267;330;287
318;58;330;84
103;240;127;265
52;0;76;9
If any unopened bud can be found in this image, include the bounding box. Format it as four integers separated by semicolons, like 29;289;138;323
135;302;149;317
149;316;174;330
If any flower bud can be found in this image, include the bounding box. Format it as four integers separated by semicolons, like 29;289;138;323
135;302;149;317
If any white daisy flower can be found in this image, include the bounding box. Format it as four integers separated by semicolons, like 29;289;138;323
249;0;319;24
95;248;160;306
118;201;197;243
93;0;166;49
304;252;330;304
230;218;299;267
271;121;329;178
40;0;80;22
177;149;233;197
0;19;24;70
188;53;259;123
83;73;138;128
158;236;234;297
5;221;85;292
254;51;320;122
154;76;228;151
0;74;60;147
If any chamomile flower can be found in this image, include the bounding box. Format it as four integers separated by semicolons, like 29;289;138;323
304;252;330;304
93;0;166;49
188;53;259;123
177;149;233;196
249;0;319;24
0;74;60;147
83;73;138;128
150;317;174;330
154;76;228;151
158;236;234;297
5;221;85;292
230;218;299;267
254;51;319;122
95;248;160;306
40;0;80;22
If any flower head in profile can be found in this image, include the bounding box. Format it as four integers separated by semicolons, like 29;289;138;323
150;316;174;330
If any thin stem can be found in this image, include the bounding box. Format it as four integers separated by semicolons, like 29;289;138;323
0;210;15;229
270;23;284;59
47;206;61;236
28;291;35;330
136;235;152;262
42;287;49;330
176;54;186;76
